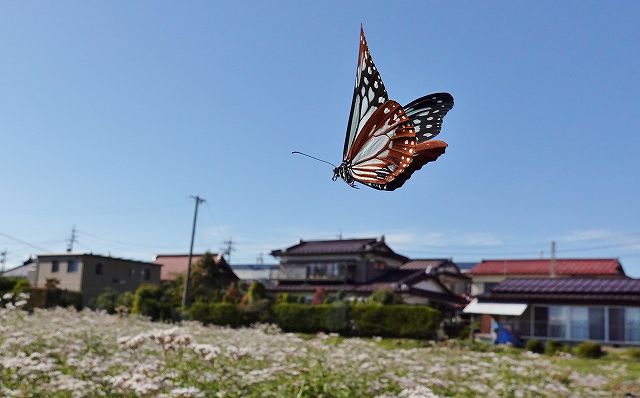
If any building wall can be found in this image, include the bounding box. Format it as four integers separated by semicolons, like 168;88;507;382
277;253;404;284
35;256;84;292
36;254;161;307
81;255;161;306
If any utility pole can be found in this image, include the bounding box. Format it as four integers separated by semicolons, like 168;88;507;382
0;250;6;273
221;237;235;264
550;241;557;278
256;252;264;265
182;195;206;309
66;226;77;253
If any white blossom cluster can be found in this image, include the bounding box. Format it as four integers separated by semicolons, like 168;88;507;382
0;306;636;397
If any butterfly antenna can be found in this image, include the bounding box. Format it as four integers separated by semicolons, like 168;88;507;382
292;151;337;168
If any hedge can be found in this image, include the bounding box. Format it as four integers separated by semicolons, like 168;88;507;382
189;301;270;327
350;304;439;339
272;303;350;333
188;302;439;339
28;288;82;310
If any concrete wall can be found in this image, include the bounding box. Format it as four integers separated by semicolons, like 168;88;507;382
35;254;161;307
35;256;84;292
81;255;161;307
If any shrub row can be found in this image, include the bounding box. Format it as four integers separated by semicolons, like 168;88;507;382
28;288;82;310
189;302;439;339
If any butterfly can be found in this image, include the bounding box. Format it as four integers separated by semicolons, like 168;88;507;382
332;26;454;191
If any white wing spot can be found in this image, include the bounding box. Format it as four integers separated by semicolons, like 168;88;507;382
378;97;384;104
367;67;372;74
384;108;390;114
409;148;414;154
427;117;433;121
364;77;369;84
437;100;443;104
426;124;432;128
414;119;421;124
414;126;421;133
404;140;409;144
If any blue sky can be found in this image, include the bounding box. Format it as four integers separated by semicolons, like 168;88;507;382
1;2;639;275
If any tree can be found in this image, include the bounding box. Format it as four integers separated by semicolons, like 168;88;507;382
241;281;266;305
223;282;241;303
190;252;226;302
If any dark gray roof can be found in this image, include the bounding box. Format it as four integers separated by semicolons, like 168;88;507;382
480;278;640;305
271;237;407;261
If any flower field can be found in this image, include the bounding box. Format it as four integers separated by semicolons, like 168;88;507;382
1;304;639;397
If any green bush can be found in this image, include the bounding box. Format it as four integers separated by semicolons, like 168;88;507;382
116;291;135;310
368;289;404;305
132;284;174;321
0;276;30;295
575;341;603;358
525;339;544;354
272;303;350;333
96;288;117;313
350;304;438;339
628;347;640;360
544;340;562;355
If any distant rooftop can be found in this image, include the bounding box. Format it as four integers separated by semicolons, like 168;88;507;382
470;258;625;276
231;264;278;270
37;253;159;266
400;259;450;270
481;277;640;305
271;236;407;261
154;253;229;281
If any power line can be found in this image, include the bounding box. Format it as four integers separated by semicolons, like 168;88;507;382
0;232;52;253
221;237;236;264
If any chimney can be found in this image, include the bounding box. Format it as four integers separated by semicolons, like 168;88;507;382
379;235;385;243
550;241;557;278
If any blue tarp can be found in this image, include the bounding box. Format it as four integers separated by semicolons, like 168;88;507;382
493;321;523;347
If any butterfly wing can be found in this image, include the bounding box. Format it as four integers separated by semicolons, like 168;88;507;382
403;93;454;142
343;26;389;160
363;140;447;191
346;100;416;185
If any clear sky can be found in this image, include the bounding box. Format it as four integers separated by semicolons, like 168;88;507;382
1;2;639;275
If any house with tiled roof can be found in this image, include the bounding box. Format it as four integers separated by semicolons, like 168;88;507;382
463;276;640;345
469;258;626;296
153;253;238;284
269;237;468;312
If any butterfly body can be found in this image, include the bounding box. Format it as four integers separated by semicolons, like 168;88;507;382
335;27;454;191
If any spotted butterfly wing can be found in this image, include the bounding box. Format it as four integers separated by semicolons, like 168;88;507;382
363;93;454;190
346;100;416;185
343;26;389;160
404;93;454;142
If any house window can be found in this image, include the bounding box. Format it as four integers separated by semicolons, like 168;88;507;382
609;308;625;342
626;308;640;342
144;268;151;281
96;263;104;275
549;306;568;339
51;260;59;273
533;306;548;337
570;307;589;340
588;307;605;340
67;259;78;273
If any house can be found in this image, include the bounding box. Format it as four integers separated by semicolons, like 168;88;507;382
464;277;640;345
469;258;626;295
271;236;408;284
153;253;238;284
230;264;278;282
269;237;468;312
1;257;37;285
34;253;161;306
